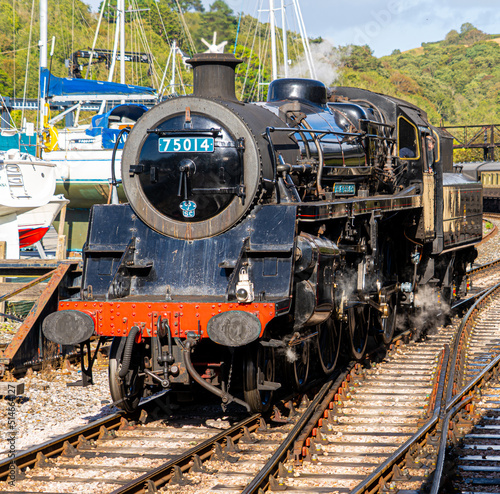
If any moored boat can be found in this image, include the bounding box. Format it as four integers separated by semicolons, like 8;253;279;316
17;194;69;249
0;149;58;258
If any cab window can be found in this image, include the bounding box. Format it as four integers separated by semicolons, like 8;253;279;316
398;116;420;159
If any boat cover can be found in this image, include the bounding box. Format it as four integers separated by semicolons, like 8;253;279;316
85;104;148;149
40;68;156;97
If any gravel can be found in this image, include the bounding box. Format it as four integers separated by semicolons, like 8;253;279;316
0;363;117;461
476;216;500;265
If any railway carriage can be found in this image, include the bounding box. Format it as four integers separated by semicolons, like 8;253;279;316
459;161;500;212
43;53;482;413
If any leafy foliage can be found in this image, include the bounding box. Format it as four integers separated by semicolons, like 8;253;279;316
337;23;500;126
0;2;498;131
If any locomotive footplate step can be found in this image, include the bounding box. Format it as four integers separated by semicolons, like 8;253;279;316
257;380;281;391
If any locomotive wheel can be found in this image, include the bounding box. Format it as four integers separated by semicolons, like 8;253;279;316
374;294;398;345
109;337;145;412
243;343;275;413
316;317;341;375
348;305;369;360
285;340;310;390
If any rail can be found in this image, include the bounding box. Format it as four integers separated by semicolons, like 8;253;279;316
242;369;351;493
0;411;126;480
113;414;261;494
349;345;450;494
430;281;500;492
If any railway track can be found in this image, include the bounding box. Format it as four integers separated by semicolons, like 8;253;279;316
439;283;500;493
1;218;500;493
0;332;445;493
343;282;500;494
2;288;500;493
0;395;261;493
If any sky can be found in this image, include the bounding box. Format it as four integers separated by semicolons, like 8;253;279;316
86;0;500;57
211;0;500;57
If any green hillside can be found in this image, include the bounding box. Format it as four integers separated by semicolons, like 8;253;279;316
0;0;498;129
335;23;500;126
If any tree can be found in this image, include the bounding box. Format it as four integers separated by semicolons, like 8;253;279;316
460;22;476;34
389;71;421;95
310;36;323;44
444;29;459;45
233;44;268;101
0;67;12;95
177;0;205;12
342;45;382;72
194;1;237;53
461;27;487;44
147;1;187;49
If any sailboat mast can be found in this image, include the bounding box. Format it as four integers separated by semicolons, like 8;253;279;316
119;0;126;85
292;0;316;79
170;40;176;94
39;0;48;135
39;0;48;69
269;0;278;81
281;0;288;78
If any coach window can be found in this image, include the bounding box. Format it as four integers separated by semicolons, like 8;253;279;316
398;116;420;160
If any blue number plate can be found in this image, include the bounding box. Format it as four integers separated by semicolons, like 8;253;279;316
334;183;356;195
158;137;214;153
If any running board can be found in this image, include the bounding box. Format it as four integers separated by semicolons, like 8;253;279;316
257;381;281;391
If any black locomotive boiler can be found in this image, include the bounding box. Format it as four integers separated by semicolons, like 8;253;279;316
43;53;482;413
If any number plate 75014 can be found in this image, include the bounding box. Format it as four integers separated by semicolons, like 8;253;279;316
158;137;214;153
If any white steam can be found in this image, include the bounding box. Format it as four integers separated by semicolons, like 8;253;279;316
411;285;450;340
284;346;298;364
284;40;345;86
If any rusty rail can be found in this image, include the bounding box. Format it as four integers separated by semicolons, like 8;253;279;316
429;282;500;492
349;344;450;494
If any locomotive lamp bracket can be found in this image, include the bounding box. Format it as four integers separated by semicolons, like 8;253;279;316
226;238;251;301
146;127;221;137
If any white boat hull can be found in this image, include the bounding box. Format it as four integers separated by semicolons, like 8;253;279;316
17;194;69;232
47;148;125;208
0;149;57;216
0;149;58;258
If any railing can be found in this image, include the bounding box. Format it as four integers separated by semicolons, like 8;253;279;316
440;124;500;161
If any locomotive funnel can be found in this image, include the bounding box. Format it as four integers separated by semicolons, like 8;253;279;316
187;53;242;102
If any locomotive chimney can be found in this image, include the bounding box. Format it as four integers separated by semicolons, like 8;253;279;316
187;53;242;102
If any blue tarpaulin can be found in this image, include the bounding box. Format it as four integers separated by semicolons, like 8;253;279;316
40;68;156;97
85;104;148;149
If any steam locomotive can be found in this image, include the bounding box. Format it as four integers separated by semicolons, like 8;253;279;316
43;53;482;413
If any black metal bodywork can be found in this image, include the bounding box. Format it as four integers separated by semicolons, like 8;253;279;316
82;203;296;303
